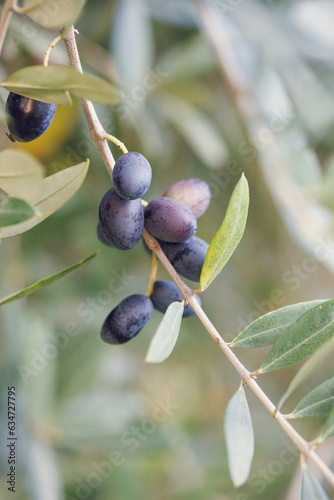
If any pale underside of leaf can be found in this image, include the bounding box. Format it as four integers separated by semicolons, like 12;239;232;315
145;302;184;364
21;0;86;30
224;387;254;488
301;466;329;500
1;161;89;238
0;149;44;201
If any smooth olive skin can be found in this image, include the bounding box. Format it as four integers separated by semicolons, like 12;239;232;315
5;92;57;142
98;188;144;250
96;224;112;247
150;280;201;317
161;236;209;282
101;294;154;344
144;197;197;243
113;152;152;200
163;178;211;218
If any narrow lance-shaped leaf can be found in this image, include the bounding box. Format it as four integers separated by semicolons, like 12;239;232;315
200;174;249;291
301;466;329;500
0;149;44;201
290;376;334;419
145;302;184;364
0;196;35;226
260;299;334;373
230;300;324;349
20;0;86;30
1;160;89;238
0;252;98;307
321;404;334;441
0;66;122;106
224;387;254;487
277;336;334;412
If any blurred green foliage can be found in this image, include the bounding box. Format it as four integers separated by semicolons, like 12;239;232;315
0;0;334;499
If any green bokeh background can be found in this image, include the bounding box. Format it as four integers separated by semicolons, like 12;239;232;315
0;0;334;499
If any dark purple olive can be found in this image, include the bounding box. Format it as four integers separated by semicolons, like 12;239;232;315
161;236;209;282
163;178;211;217
97;224;112;246
5;92;57;142
101;294;153;344
112;152;152;200
150;280;201;317
99;188;144;250
144;197;197;243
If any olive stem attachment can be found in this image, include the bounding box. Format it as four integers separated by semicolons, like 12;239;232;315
145;253;158;297
43;34;63;67
104;133;128;155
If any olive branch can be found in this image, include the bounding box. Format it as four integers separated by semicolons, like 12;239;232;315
64;23;334;491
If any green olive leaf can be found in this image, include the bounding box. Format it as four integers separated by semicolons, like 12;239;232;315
0;196;35;226
0;149;44;201
321;404;334;441
291;376;334;418
20;0;86;30
0;66;122;106
230;300;325;349
0;251;98;307
1;160;89;238
200;174;249;290
260;299;334;373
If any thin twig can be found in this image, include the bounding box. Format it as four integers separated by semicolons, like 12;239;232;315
145;253;158;297
64;26;115;180
43;33;63;67
64;25;334;488
0;0;18;56
104;133;128;155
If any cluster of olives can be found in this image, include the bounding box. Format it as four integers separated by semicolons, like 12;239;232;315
5;92;57;142
98;151;211;345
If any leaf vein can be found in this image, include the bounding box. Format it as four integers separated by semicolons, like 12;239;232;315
263;318;334;371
